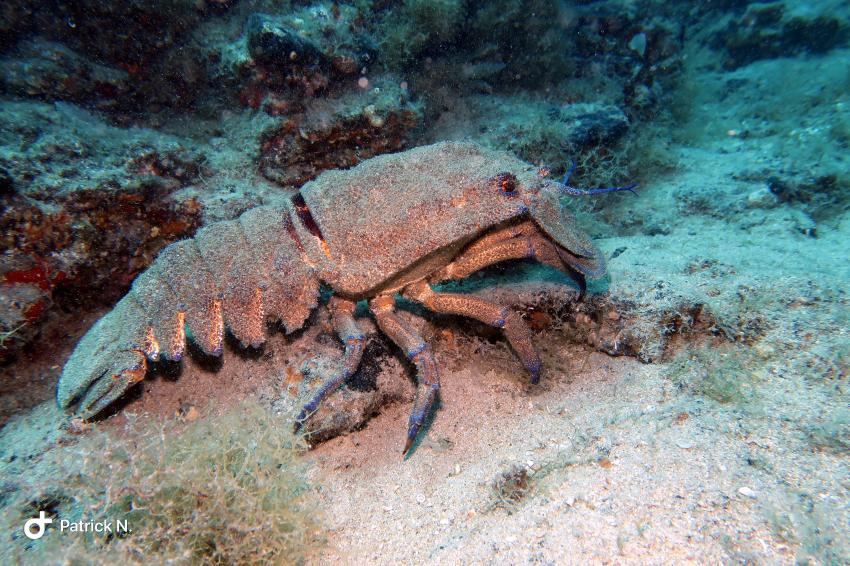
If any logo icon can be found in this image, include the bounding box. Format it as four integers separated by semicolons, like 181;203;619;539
24;511;53;540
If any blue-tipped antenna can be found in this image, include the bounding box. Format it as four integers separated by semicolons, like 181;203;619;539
558;159;639;197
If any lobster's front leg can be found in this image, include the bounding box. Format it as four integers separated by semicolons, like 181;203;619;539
431;222;589;298
370;295;440;455
295;297;366;433
403;281;541;384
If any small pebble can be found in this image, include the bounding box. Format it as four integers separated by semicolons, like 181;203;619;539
676;439;695;449
738;487;758;499
746;186;779;209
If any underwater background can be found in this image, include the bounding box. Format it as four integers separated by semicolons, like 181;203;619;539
0;0;848;564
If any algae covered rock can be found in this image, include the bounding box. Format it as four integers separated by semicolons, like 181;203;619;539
712;0;850;68
377;0;467;67
0;38;129;109
33;0;202;70
0;280;44;362
433;95;629;174
197;5;375;110
247;13;328;69
0;101;205;361
246;6;374;77
258;77;422;186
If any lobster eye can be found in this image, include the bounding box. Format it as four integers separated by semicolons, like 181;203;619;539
490;172;518;197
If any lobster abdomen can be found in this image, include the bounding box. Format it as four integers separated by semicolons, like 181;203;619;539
57;205;319;417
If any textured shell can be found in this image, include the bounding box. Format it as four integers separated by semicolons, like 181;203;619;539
57;204;319;411
302;142;541;296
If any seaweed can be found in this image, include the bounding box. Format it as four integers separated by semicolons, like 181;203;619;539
489;465;535;514
0;404;322;565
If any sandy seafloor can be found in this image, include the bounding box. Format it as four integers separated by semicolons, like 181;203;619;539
1;9;848;566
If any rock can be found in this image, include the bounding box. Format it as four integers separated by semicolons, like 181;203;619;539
436;96;630;174
258;77;422;187
465;0;683;98
202;7;376;108
554;103;630;152
767;174;846;221
0;1;209;110
0;281;43;362
376;0;466;67
292;338;414;445
32;0;202;72
0;101;205;361
247;13;326;69
0;1;35;50
712;1;850;69
746;186;779;209
629;33;648;57
466;1;572;85
245;6;374;77
0;38;129;108
737;486;758;499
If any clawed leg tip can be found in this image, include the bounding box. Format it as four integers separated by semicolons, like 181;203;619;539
403;423;421;455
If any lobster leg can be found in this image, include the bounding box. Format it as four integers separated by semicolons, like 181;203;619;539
430;222;588;298
453;220;537;257
294;297;365;433
369;295;440;455
403;280;542;384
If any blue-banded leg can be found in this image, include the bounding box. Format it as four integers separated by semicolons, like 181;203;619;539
294;296;365;433
369;295;440;455
403;280;542;384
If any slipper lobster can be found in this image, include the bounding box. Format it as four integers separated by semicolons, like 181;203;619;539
58;142;630;453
